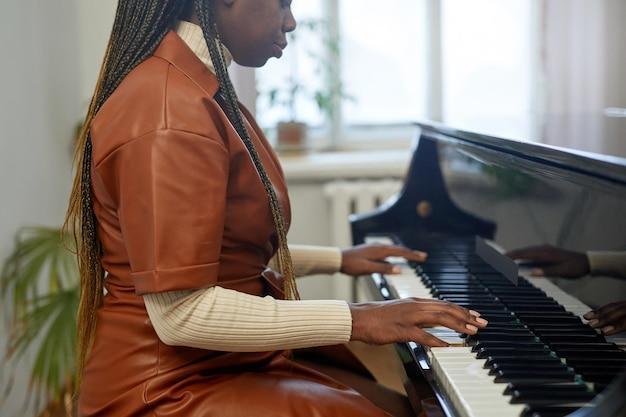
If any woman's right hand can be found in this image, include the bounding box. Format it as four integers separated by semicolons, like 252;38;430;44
349;298;488;347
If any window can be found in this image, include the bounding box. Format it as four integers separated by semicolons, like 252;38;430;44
256;1;326;130
441;0;536;139
255;0;537;146
256;0;428;145
340;0;428;126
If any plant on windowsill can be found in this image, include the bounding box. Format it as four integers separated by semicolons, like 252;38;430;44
1;227;79;417
263;18;352;152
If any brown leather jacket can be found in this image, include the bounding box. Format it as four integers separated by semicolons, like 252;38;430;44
79;30;387;417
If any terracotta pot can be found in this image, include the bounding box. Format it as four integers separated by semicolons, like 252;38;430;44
276;121;307;150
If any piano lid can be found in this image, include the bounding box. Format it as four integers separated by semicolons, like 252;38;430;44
417;120;626;186
353;120;626;315
423;110;626;160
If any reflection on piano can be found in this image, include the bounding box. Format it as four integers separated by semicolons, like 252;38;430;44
350;123;626;417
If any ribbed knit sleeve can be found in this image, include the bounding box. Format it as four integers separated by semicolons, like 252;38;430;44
144;286;352;352
269;245;342;277
587;251;626;279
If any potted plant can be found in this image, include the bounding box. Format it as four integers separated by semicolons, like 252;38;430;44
1;227;79;417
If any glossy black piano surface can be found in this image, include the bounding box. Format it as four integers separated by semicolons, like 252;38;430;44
350;122;626;417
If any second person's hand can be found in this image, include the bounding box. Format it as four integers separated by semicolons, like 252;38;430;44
506;245;590;278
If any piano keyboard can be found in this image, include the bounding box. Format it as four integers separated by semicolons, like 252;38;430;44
367;236;626;417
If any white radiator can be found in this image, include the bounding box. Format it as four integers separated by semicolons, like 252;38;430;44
323;180;403;301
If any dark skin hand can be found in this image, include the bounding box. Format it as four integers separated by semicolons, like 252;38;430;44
506;245;590;278
584;301;626;336
350;298;488;347
509;246;625;335
340;244;427;276
343;244;488;346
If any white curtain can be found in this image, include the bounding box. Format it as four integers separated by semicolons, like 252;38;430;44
541;0;626;156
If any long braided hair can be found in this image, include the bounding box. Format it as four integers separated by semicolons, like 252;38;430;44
64;0;298;387
194;2;298;301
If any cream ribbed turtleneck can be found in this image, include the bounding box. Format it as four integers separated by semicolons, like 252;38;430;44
175;20;232;72
142;22;352;353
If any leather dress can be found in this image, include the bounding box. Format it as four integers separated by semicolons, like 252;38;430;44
78;31;390;417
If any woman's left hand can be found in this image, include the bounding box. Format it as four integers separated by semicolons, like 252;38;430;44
340;244;427;276
585;301;626;336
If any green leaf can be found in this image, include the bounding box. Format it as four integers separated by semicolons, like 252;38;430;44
0;227;79;412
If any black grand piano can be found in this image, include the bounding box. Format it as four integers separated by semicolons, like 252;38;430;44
350;122;626;417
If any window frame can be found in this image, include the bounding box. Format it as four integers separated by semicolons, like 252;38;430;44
246;0;538;151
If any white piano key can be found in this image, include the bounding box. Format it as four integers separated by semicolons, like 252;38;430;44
430;347;525;417
385;265;433;299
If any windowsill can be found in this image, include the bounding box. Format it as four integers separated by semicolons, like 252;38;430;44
279;148;412;182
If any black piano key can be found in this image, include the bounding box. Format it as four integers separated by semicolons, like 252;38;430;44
471;341;546;351
484;356;562;368
489;363;570;375
455;306;509;314
422;275;476;281
576;372;619;385
477;315;518;323
476;347;549;359
468;267;497;273
419;267;468;273
434;291;495;297
555;349;626;358
438;298;501;305
503;382;589;396
472;324;527;332
492;291;547;297
521;405;588;417
565;357;626;365
469;333;539;343
534;331;601;339
528;323;590;329
497;296;557;302
429;283;486;288
548;342;620;350
571;364;622;372
532;326;597;332
506;304;565;310
510;388;596;404
472;329;534;336
520;317;583;325
517;312;577;318
494;374;578;384
475;311;516;318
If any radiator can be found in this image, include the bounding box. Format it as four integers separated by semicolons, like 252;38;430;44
323;179;403;301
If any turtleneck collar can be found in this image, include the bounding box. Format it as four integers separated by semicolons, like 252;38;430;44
174;20;233;74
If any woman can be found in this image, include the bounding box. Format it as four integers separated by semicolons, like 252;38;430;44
65;1;487;416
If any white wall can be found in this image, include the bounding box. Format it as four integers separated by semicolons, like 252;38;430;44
0;1;115;415
76;0;118;105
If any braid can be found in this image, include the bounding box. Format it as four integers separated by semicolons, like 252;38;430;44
64;0;188;391
195;1;299;300
65;0;301;394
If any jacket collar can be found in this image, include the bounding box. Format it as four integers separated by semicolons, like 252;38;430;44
153;30;220;97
